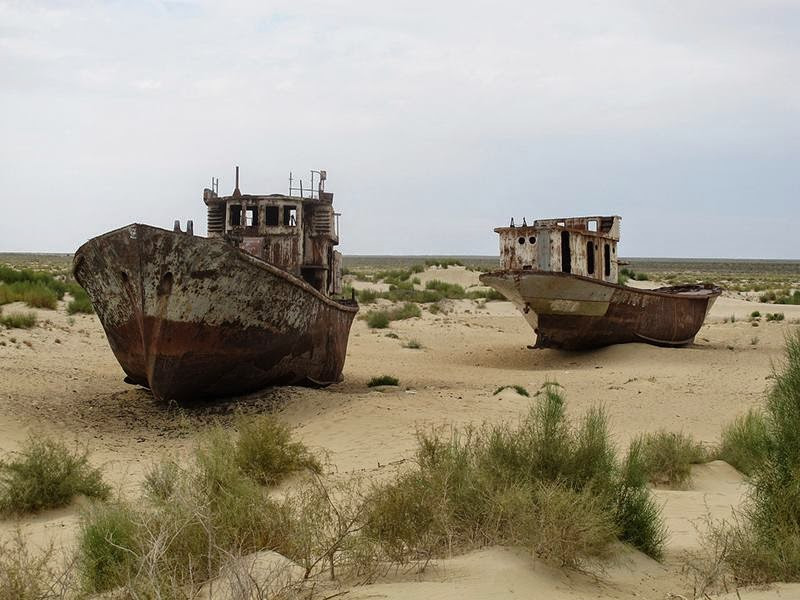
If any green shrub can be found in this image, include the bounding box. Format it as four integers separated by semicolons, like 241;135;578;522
751;311;761;318
66;284;93;314
424;259;463;268
0;267;67;308
0;311;37;329
716;332;800;584
78;502;139;593
366;310;390;329
390;302;421;320
235;415;321;486
357;289;379;304
368;375;399;387
766;312;785;322
718;409;770;476
467;288;506;301
425;280;466;299
364;385;666;566
403;339;423;349
0;437;110;515
493;385;530;397
637;430;708;487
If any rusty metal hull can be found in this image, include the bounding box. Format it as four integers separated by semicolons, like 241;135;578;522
479;270;721;350
73;224;358;401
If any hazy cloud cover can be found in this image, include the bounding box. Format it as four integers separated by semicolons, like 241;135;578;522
1;0;798;257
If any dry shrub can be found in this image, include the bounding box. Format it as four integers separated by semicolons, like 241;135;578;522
0;530;75;600
363;384;666;570
636;430;708;488
235;416;321;486
0;437;110;516
698;331;800;586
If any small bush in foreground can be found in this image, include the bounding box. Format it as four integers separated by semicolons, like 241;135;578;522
78;502;139;593
368;375;399;387
717;409;769;476
403;339;423;349
0;437;110;515
364;384;666;566
493;384;530;397
0;311;37;329
0;530;74;600
766;312;785;322
235;415;321;486
637;430;708;487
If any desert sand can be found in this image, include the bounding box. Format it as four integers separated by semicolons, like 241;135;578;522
1;266;800;598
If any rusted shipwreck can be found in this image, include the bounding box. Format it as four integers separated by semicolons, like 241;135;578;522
73;169;358;401
479;216;721;350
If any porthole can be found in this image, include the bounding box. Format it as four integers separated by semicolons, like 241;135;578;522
528;236;536;244
518;237;525;245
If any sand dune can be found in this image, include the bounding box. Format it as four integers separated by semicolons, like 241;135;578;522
1;277;799;598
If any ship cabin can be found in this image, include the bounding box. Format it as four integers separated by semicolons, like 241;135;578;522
203;169;343;296
494;215;621;284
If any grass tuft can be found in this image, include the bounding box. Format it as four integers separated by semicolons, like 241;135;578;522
637;430;708;488
493;384;530;397
0;311;37;329
0;437;110;516
368;375;399;387
717;409;769;476
234;415;321;486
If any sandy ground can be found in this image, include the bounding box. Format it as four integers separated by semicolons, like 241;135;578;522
1;274;800;598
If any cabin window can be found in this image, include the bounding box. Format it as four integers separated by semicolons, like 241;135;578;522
518;236;525;245
283;206;297;226
604;243;611;277
245;207;258;227
588;220;598;232
528;236;536;244
561;231;571;273
265;206;279;226
229;205;242;226
586;241;595;275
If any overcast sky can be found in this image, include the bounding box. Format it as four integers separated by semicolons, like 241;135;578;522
1;1;798;258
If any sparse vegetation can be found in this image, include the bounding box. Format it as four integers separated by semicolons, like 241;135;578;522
402;339;423;349
425;280;467;299
0;311;37;329
765;312;785;322
637;430;708;488
0;266;69;309
364;384;667;565
0;530;74;600
493;384;530;397
706;332;800;585
368;375;399;387
750;310;761;318
620;268;649;283
234;415;321;486
364;302;422;328
66;284;93;315
0;437;110;516
717;409;769;476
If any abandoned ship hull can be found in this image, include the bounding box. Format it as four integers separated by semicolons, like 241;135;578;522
479;270;720;350
73;224;358;401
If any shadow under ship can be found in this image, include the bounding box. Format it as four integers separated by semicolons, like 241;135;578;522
480;216;721;350
73;169;358;401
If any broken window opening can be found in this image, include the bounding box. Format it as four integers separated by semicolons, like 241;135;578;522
229;205;242;226
561;231;571;273
604;243;611;277
245;207;258;227
588;220;598;232
283;206;297;227
265;206;279;226
587;241;595;275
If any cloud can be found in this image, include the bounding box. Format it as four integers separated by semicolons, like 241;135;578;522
0;0;798;257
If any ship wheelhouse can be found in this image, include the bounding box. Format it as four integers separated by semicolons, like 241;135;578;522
494;215;621;284
203;169;343;296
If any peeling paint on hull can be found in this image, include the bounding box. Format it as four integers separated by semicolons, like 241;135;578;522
480;270;721;350
73;224;358;401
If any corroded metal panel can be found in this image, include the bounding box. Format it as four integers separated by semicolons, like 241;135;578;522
480;270;721;350
74;224;358;401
